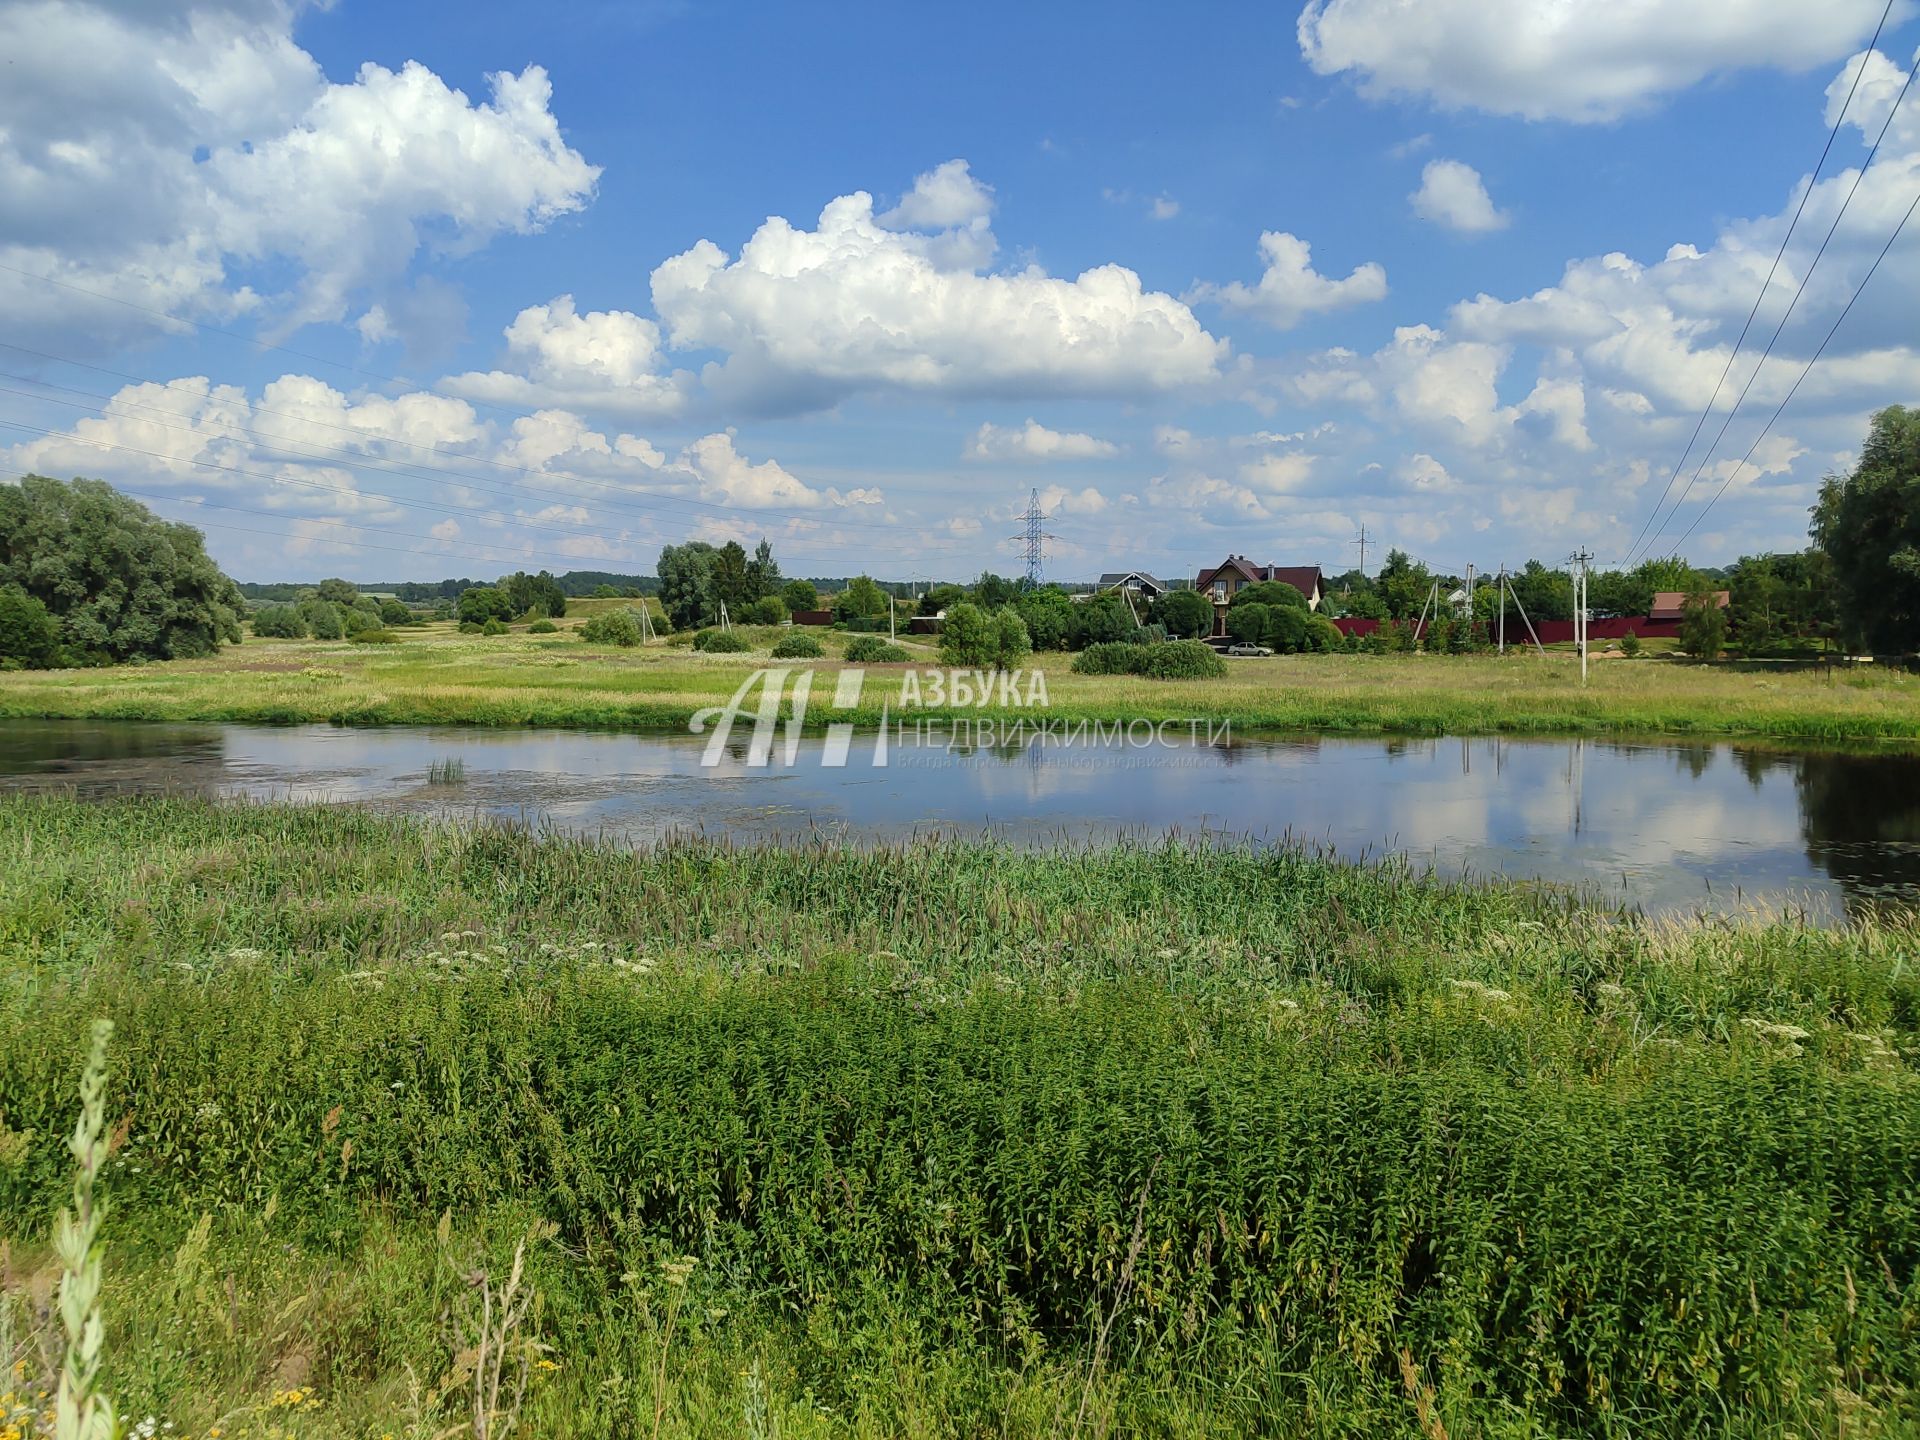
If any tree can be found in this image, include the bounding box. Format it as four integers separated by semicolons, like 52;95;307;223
315;577;359;607
251;604;308;639
991;606;1032;668
1227;604;1271;645
835;575;888;621
780;579;819;613
1507;560;1574;623
1679;586;1728;659
0;475;245;662
1340;589;1388;620
658;542;718;631
378;598;415;628
938;601;995;666
1230;580;1306;611
712;541;751;614
1812;404;1920;652
0;584;61;667
973;572;1018;608
457;587;515;625
745;596;788;625
746;539;780;602
1015;586;1075;649
917;583;967;617
1265;605;1310;653
1069;591;1136;648
501;570;566;619
304;600;345;640
1154;588;1213;640
1374;549;1432;620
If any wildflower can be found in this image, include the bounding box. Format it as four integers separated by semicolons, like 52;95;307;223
661;1255;697;1288
224;947;264;962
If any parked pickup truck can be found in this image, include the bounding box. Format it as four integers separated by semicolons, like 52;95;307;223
1225;642;1274;657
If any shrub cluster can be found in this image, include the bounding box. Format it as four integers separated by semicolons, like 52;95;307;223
692;628;750;653
1071;639;1226;678
843;635;909;663
769;632;823;659
579;610;645;647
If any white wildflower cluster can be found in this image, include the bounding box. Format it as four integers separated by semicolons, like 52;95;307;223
224;947;265;963
1446;978;1513;1004
374;931;659;980
127;1416;174;1439
1740;1017;1813;1055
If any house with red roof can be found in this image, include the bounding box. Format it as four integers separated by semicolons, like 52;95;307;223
1193;556;1325;637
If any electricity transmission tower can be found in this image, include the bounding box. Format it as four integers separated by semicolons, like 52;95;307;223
1351;523;1370;577
1008;488;1059;584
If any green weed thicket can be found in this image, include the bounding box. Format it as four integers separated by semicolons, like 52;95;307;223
0;797;1915;1436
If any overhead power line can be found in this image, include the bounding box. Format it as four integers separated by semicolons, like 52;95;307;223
1612;0;1899;568
1627;38;1920;567
1663;179;1920;556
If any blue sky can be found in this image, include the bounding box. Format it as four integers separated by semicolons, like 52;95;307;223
3;0;1917;583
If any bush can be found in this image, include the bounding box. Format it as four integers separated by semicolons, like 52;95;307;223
1072;639;1225;679
1072;641;1146;675
939;602;995;666
457;620;484;635
348;628;398;645
340;605;379;636
457;586;516;626
0;584;61;668
770;632;824;659
1230;580;1307;611
304;601;346;640
528;619;559;635
480;618;509;637
1154;588;1215;641
581;610;645;647
1132;639;1227;678
1622;629;1643;657
840;615;888;633
1306;616;1344;653
1266;605;1310;653
378;598;415;627
250;603;308;640
1227;604;1271;646
693;629;750;653
746;596;789;626
844;635;909;663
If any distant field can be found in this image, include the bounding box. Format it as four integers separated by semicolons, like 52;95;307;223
0;619;1917;740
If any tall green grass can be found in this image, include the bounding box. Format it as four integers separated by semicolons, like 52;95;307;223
0;796;1915;1436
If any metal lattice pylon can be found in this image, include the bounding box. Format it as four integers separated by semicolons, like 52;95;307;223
1007;488;1059;584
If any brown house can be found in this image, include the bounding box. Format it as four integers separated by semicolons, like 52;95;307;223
1649;590;1730;622
1193;556;1325;636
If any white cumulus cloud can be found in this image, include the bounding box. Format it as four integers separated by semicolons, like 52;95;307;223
1190;231;1387;329
648;177;1225;413
1410;160;1510;233
0;1;599;345
446;295;692;419
966;419;1120;461
1298;0;1898;121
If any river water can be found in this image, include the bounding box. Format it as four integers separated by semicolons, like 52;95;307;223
2;719;1918;922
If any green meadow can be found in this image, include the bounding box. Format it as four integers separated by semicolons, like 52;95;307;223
1;617;1918;741
0;796;1915;1437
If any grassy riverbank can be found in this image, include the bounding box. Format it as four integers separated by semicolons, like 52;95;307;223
0;621;1917;740
0;796;1915;1437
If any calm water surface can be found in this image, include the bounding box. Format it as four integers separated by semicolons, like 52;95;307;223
3;719;1919;921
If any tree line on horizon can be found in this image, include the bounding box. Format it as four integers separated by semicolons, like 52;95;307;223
4;405;1920;668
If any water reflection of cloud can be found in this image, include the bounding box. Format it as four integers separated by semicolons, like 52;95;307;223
7;722;1918;921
